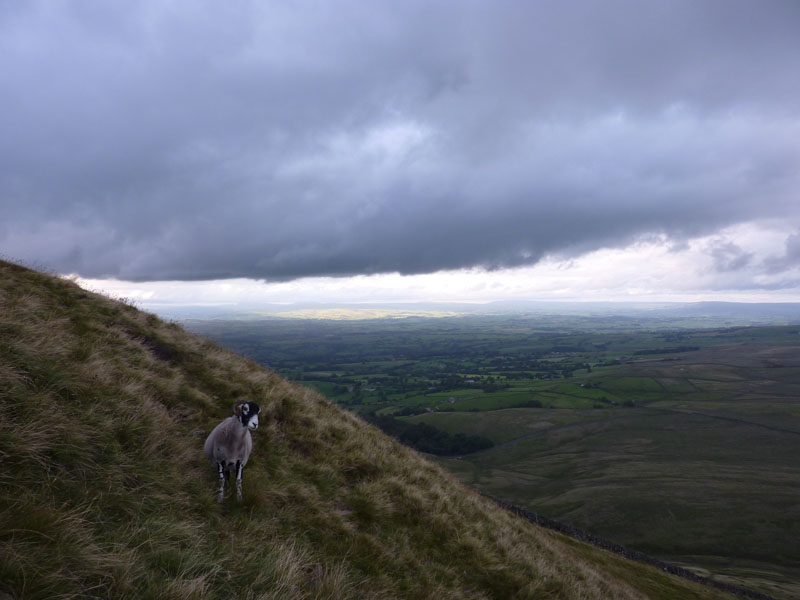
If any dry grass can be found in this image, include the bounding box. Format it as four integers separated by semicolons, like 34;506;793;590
0;260;737;599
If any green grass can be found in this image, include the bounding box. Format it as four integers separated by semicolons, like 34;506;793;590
405;408;614;444
437;404;800;600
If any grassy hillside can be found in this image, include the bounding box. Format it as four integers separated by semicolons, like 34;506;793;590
0;260;740;600
408;343;800;599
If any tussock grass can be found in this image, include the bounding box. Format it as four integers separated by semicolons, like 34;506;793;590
0;260;737;599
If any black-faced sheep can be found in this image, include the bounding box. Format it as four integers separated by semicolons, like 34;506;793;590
204;400;260;502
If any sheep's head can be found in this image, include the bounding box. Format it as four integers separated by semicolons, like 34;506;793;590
233;400;261;430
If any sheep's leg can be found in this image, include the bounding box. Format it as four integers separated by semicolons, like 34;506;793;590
235;460;244;501
217;462;226;502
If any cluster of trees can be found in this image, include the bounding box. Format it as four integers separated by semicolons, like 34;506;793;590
393;405;429;417
366;414;494;456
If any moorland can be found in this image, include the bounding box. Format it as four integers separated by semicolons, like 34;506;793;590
2;258;746;600
187;312;800;599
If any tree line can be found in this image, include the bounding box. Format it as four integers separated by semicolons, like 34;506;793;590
365;413;495;456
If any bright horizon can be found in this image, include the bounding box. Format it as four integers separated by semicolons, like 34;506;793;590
73;223;800;312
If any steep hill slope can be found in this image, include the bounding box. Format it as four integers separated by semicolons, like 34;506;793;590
0;260;738;599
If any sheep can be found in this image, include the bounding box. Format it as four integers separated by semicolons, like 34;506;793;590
204;399;261;502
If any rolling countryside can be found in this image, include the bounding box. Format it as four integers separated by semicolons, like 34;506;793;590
189;315;800;599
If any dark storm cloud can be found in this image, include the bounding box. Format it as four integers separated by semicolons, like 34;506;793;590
1;0;799;281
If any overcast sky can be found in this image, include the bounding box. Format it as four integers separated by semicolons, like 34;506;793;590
2;1;800;306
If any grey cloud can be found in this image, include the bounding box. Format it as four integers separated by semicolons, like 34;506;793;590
1;1;800;282
708;241;753;273
764;233;800;275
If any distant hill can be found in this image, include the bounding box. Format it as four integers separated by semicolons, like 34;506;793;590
0;259;741;599
660;301;800;319
147;298;800;326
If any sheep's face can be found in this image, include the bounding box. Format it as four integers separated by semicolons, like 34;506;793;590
239;401;261;430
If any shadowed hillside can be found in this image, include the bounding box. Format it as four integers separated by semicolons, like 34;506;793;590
0;260;741;599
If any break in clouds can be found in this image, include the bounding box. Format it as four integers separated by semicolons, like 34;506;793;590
1;0;799;284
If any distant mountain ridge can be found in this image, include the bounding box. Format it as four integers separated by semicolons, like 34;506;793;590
660;301;800;318
146;297;800;325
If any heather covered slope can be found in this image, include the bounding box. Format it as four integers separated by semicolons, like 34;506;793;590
0;260;736;600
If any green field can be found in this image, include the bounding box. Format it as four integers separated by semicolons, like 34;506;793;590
186;316;800;599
